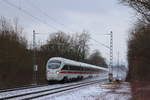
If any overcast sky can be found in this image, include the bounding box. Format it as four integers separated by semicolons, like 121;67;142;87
0;0;136;65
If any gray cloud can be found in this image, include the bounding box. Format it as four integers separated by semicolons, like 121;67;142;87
0;0;136;64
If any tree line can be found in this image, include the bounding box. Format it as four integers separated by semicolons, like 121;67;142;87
120;0;150;100
0;17;107;88
120;0;150;81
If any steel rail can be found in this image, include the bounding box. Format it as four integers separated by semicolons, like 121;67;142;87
24;79;106;100
0;84;48;93
2;79;106;100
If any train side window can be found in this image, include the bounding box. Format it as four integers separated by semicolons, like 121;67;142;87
69;65;80;71
87;67;90;71
91;68;93;72
68;65;71;70
82;67;85;71
69;65;73;70
76;66;80;71
72;65;76;70
85;67;88;71
93;68;96;72
92;68;94;72
71;65;75;70
80;67;83;71
78;66;81;71
71;65;76;71
62;65;69;70
84;67;86;71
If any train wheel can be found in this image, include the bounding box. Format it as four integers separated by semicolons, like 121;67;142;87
62;77;68;83
47;80;58;84
80;76;83;80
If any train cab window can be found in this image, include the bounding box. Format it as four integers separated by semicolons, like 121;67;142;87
48;61;61;69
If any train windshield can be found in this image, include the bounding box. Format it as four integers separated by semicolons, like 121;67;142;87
48;60;61;69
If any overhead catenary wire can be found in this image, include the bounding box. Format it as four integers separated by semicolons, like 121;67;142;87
2;0;58;31
21;0;111;51
90;37;110;49
2;0;112;54
25;0;75;33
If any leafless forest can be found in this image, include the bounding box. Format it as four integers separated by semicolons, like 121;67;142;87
120;0;150;99
0;17;107;88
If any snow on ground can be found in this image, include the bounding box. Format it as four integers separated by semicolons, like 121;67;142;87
0;73;108;99
0;71;129;100
34;82;131;100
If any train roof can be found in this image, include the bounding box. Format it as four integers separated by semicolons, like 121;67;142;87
48;57;108;71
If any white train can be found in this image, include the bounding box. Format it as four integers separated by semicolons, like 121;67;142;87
46;57;108;81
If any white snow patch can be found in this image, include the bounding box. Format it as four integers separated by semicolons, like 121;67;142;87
0;73;108;99
34;82;131;100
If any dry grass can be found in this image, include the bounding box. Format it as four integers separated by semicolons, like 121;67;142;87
96;82;131;100
131;81;150;100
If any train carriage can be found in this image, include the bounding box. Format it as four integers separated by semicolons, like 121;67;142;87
46;57;108;81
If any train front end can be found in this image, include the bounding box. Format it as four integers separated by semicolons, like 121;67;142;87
46;58;63;81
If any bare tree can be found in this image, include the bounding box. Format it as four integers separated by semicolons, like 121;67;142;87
78;31;90;61
87;50;107;67
40;31;90;62
120;0;150;23
127;22;150;81
0;17;32;88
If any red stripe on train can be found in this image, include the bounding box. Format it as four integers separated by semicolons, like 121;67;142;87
58;71;99;74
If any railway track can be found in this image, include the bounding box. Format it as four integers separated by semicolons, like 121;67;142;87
0;84;48;93
0;78;107;100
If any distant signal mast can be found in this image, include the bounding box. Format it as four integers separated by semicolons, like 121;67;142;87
108;31;113;82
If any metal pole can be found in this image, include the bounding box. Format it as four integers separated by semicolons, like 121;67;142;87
33;30;36;85
117;51;119;79
108;31;113;82
110;31;113;73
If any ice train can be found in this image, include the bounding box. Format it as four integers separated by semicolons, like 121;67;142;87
46;57;108;81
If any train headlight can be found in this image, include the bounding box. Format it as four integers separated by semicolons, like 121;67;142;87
47;71;50;74
56;71;60;74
